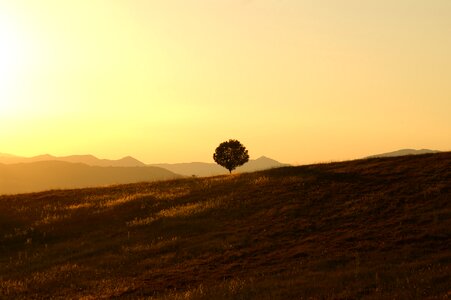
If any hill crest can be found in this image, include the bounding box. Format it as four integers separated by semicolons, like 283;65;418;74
366;148;441;158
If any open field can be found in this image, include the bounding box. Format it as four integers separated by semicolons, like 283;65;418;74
1;153;450;299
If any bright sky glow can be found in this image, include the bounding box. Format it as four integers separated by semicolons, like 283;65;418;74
1;0;450;164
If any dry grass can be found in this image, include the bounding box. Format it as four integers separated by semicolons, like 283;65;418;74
0;152;450;299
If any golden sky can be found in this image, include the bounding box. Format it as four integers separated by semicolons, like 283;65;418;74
1;0;450;164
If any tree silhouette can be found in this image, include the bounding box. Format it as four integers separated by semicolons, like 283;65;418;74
213;139;249;174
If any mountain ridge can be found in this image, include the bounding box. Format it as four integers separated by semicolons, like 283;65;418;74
0;153;288;176
0;154;288;194
0;161;180;195
151;156;289;177
0;153;147;167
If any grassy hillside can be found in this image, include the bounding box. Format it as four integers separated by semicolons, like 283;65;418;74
0;153;450;299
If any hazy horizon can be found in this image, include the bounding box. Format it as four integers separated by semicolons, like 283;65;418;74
1;1;450;165
0;151;285;165
0;148;448;166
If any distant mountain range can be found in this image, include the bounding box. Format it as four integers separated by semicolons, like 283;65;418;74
152;156;289;177
366;149;441;159
0;153;289;194
0;153;146;167
0;161;180;195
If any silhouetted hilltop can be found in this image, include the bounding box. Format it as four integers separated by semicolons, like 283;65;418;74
0;161;180;195
366;148;441;158
152;156;288;177
238;156;289;173
60;154;146;167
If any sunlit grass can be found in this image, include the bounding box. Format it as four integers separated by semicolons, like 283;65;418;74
147;278;253;300
122;237;179;254
0;280;26;296
128;196;226;226
67;202;93;210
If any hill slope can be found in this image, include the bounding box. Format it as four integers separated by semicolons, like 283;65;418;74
366;148;441;158
0;153;450;299
0;161;180;195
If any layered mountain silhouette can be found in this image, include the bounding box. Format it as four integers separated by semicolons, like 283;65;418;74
151;156;289;177
0;153;145;167
0;153;288;194
366;149;441;159
0;161;180;195
0;154;288;177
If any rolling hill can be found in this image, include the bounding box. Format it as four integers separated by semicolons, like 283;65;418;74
0;152;450;298
0;161;180;195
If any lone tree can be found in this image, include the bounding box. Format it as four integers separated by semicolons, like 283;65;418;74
213;139;249;174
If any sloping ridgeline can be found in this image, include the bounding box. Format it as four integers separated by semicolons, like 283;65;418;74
0;152;450;299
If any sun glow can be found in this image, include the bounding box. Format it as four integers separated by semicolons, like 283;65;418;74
0;14;30;75
0;1;450;163
0;13;33;117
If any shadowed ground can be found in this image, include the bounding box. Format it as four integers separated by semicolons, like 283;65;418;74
0;152;450;299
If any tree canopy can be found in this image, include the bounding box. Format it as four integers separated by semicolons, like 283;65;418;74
213;139;249;174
